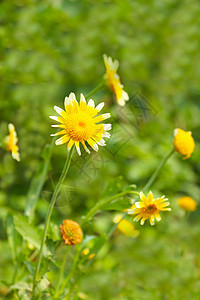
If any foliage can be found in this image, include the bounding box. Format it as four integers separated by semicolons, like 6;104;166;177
0;0;200;299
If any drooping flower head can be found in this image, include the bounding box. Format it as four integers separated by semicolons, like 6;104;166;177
128;191;171;226
59;219;83;246
178;196;197;212
173;128;195;159
5;123;20;161
103;54;129;106
113;214;139;237
50;93;111;156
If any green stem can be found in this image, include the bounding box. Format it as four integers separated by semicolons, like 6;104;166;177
81;190;139;226
57;192;139;297
59;148;176;295
85;82;105;99
25;137;56;222
58;246;81;297
143;148;175;192
108;148;175;237
32;147;74;299
54;247;70;298
57;191;139;296
12;263;18;284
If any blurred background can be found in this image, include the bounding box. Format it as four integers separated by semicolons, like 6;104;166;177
0;0;200;299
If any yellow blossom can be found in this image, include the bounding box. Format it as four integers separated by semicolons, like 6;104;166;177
50;93;111;156
128;191;171;226
178;196;197;212
88;253;95;260
81;248;90;256
113;214;139;237
103;54;129;106
5;123;20;161
59;219;83;246
173;128;195;159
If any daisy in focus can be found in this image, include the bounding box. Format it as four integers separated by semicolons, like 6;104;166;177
128;191;171;226
178;196;197;212
50;93;111;156
173;128;195;159
5;123;20;161
103;54;129;106
59;219;83;246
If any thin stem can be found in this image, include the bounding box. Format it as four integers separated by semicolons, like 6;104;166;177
81;190;139;226
143;148;175;192
32;147;74;299
12;263;18;284
109;148;175;237
58;246;81;297
59;148;176;295
54;247;70;298
25;137;56;222
85;81;105;99
57;191;139;296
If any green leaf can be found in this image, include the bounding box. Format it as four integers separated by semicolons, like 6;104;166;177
47;222;60;242
102;197;131;211
14;214;51;257
88;234;107;254
25;141;55;222
23;260;34;275
101;176;125;198
34;276;50;297
8;281;31;293
82;235;97;246
6;214;21;263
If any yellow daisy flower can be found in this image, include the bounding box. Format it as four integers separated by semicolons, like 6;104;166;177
178;196;197;212
50;93;111;156
173;128;195;159
113;214;139;237
128;191;171;226
103;54;129;106
5;123;20;161
59;219;83;246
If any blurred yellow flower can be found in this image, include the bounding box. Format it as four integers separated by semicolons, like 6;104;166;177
103;54;129;106
81;248;90;256
5;123;20;161
50;93;111;156
81;248;95;260
59;219;83;246
113;214;139;237
178;196;197;212
173;128;195;159
88;253;95;260
128;191;171;226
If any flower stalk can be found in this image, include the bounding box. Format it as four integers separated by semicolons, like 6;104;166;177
143;148;175;192
81;190;140;226
54;247;70;298
85;81;105;99
32;147;74;299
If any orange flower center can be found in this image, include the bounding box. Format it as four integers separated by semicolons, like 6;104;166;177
64;112;98;141
146;204;157;213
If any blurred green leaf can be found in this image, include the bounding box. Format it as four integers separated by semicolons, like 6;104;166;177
102;197;131;211
8;281;31;293
25;141;54;222
47;222;60;242
6;215;21;263
14;214;51;257
101;176;125;198
34;276;50;298
89;234;107;254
